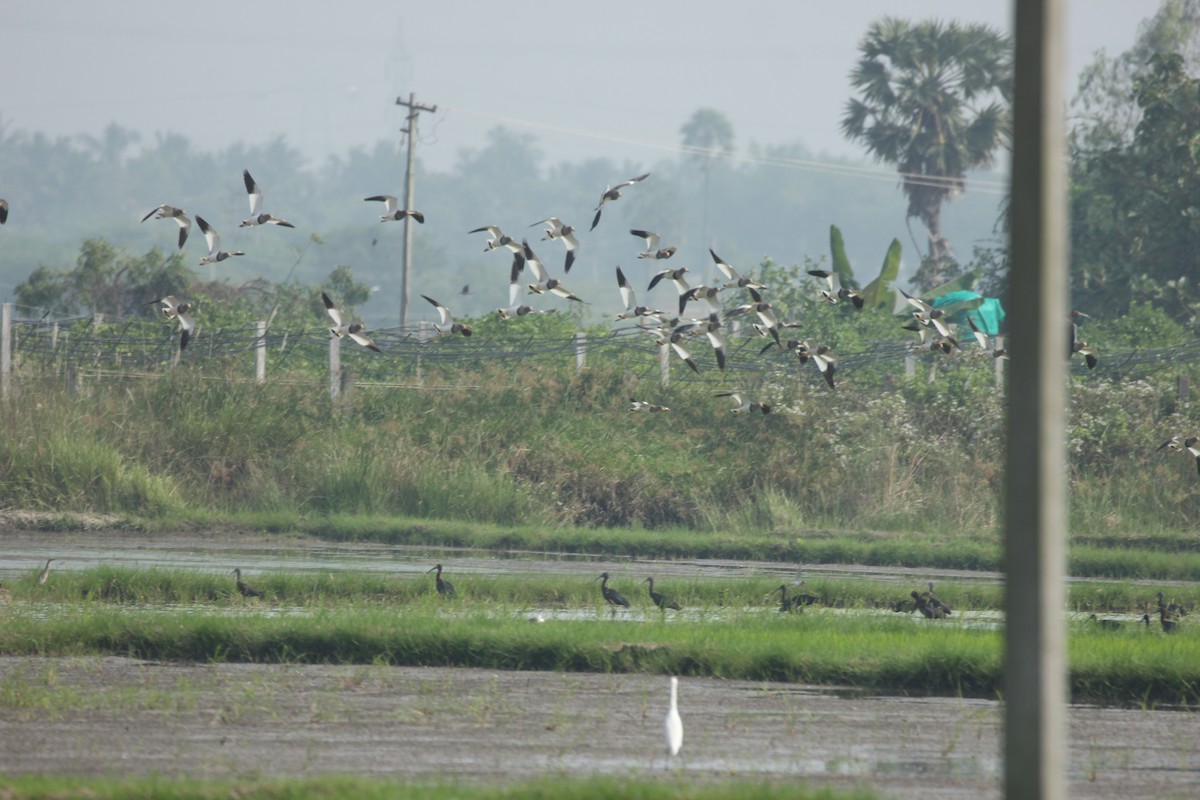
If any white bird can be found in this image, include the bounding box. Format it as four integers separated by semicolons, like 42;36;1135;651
630;229;676;260
524;242;587;303
321;292;381;352
421;294;472;337
591;171;650;230
530;217;580;273
365;195;424;223
498;252;553;319
900;288;955;339
665;676;683;757
239;169;294;228
647;267;692;314
469;224;522;254
141;204;191;249
615;266;662;321
196;216;245;265
967;317;1009;359
710;249;764;290
715;390;771;415
147;295;196;350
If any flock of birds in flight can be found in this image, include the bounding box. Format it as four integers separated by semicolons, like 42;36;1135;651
19;168;1200;477
9;167;1103;400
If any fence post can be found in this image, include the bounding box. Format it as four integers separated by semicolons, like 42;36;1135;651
329;334;341;400
994;335;1006;391
905;354;915;377
574;332;586;371
1178;374;1189;409
255;321;267;384
1;303;11;403
659;340;670;388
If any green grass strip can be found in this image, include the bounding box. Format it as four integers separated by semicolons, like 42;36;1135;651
1;606;1195;707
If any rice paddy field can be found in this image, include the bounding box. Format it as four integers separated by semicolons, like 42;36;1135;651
1;360;1199;798
0;530;1197;799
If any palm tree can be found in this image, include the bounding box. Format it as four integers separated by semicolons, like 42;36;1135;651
841;17;1011;289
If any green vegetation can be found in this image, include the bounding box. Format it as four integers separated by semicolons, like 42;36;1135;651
0;599;1194;707
0;776;876;800
7;567;1197;617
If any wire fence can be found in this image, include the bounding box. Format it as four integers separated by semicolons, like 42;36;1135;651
3;304;1199;401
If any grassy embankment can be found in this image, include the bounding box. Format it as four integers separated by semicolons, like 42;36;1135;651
2;569;1196;707
2;358;1200;577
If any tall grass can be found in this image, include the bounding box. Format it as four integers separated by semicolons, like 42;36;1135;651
2;359;1199;547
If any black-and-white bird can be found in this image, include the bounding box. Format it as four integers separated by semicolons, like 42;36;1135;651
809;342;837;389
0;198;8;225
1068;311;1098;369
321;292;381;352
469;224;522;254
530;217;580;273
590;172;650;230
646;325;700;374
681;285;724;318
148;295;196;350
900;288;954;339
715;391;770;415
807;269;864;309
615;266;662;321
525;242;587;303
647;267;692;314
196;216;245;265
239;169;294;228
710;249;765;290
365;195;424;223
630;229;676;260
421;294;472;337
967;317;1009;359
141;204;191;249
1157;435;1200;476
630;397;671;412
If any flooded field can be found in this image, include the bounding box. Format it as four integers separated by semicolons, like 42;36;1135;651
0;657;1196;799
0;529;1196;797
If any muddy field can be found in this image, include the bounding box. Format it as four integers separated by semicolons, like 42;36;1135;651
0;657;1196;799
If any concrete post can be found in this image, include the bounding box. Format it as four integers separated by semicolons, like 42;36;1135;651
1005;2;1068;798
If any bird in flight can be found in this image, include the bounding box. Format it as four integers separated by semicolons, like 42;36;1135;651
239;169;294;228
141;204;191;249
365;195;424;223
591;172;650;230
196;216;245;265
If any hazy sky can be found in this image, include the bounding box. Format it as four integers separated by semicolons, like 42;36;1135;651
1;1;1158;176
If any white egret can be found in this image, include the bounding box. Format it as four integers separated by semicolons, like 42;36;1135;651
665;676;683;757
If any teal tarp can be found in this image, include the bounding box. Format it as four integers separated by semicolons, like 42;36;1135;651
931;291;1005;335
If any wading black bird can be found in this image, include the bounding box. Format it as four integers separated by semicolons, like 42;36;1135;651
1143;607;1178;633
775;584;815;613
1157;591;1188;617
922;582;953;617
912;590;947;619
427;564;456;597
643;577;681;611
595;572;630;608
232;568;263;598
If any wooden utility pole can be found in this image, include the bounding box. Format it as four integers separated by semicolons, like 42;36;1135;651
1005;1;1068;799
395;92;437;329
